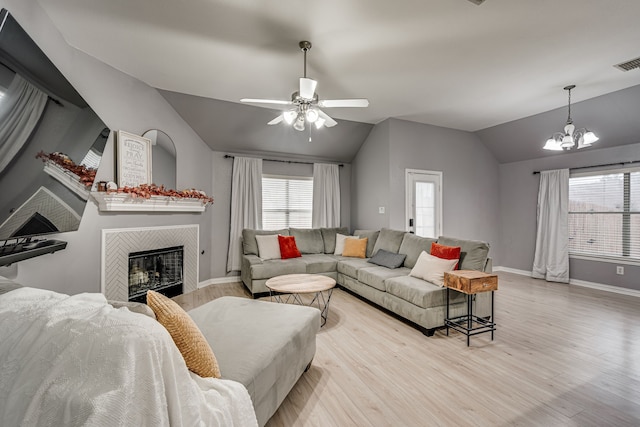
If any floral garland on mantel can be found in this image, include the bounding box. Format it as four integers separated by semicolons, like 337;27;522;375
107;184;214;205
36;151;96;187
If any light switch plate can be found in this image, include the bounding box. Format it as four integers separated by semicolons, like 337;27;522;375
378;206;385;214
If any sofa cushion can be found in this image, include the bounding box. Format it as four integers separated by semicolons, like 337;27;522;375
372;228;406;255
354;230;380;258
300;254;338;274
398;234;437;268
242;228;289;255
146;290;221;378
320;227;349;253
250;258;306;280
368;249;406;269
336;257;373;279
255;234;281;260
385;275;465;309
342;237;368;258
278;235;302;259
290;228;324;254
357;266;410;292
431;242;461;269
409;251;458;287
437;236;490;271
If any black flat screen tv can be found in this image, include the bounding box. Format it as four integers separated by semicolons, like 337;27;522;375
0;9;109;243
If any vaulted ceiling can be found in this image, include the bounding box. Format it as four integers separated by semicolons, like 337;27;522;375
37;0;640;163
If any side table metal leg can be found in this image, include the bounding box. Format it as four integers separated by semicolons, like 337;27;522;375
446;287;450;336
491;290;495;341
467;294;472;347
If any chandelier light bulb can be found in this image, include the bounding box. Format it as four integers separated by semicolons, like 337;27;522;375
583;131;599;145
543;138;563;151
306;108;319;123
293;116;305;131
283;110;297;125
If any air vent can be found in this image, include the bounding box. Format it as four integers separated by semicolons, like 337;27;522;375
467;0;486;4
614;57;640;72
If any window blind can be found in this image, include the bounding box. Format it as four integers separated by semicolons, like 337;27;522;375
262;175;313;229
568;170;640;260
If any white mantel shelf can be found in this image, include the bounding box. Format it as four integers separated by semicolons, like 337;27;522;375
91;192;207;212
43;162;90;200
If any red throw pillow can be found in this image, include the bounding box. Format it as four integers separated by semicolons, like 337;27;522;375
278;235;302;259
431;242;461;269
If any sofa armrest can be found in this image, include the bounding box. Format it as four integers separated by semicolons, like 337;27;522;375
241;254;263;285
484;257;492;273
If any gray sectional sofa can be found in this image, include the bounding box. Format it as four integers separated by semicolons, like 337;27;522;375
240;227;492;335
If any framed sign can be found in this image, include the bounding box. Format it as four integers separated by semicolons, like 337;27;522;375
116;130;152;188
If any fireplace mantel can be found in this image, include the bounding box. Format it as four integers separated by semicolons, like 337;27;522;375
91;192;207;212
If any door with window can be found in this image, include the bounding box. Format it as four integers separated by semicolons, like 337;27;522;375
405;169;442;238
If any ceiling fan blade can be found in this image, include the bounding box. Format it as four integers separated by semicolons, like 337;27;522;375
318;109;338;127
241;98;293;106
319;99;369;108
267;115;283;125
299;78;317;100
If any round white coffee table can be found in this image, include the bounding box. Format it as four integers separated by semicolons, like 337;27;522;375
265;274;336;327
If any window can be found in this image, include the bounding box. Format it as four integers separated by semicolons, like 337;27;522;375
568;169;640;261
262;175;313;229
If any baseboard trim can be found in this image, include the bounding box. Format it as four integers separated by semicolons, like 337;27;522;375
493;266;640;298
493;266;532;276
198;276;241;289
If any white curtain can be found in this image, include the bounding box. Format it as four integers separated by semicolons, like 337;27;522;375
0;74;48;173
227;157;262;272
532;169;569;283
312;163;340;228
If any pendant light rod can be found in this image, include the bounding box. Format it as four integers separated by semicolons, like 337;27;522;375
299;41;312;78
564;84;575;124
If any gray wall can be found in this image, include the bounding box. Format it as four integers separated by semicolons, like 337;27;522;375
0;0;214;295
498;142;640;291
351;118;501;257
209;151;352;277
351;119;390;230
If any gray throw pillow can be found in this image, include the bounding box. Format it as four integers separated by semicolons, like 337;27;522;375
368;249;407;269
289;228;324;254
242;228;289;255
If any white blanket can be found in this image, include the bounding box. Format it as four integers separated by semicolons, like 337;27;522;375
0;287;258;427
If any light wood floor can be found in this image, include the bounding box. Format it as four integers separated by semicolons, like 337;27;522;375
173;273;640;426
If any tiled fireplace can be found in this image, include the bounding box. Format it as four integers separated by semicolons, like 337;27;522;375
101;225;199;301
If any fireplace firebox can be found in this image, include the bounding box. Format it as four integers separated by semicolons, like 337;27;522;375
128;245;184;303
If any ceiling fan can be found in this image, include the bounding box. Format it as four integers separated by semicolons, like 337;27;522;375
241;41;369;131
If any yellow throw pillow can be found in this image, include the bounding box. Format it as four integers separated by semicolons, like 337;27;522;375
342;237;368;258
146;290;221;378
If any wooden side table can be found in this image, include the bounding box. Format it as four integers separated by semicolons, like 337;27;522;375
443;270;498;346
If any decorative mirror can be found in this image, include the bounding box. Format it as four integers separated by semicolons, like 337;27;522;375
0;9;109;263
143;129;176;189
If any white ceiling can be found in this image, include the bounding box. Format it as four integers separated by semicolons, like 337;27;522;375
36;0;640;133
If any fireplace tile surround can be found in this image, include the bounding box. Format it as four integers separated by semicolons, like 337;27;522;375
101;225;198;301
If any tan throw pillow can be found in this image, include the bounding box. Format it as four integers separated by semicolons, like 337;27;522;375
342;237;368;258
146;290;221;378
409;251;458;287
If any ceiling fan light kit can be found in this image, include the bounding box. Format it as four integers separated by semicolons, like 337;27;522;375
241;41;369;134
543;85;599;151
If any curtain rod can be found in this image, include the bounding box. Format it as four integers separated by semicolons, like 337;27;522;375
533;160;640;175
224;154;343;167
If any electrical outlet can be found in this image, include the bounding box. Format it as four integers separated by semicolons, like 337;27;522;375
616;266;624;275
378;206;385;214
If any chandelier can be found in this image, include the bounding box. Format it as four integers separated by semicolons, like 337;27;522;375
543;85;598;151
